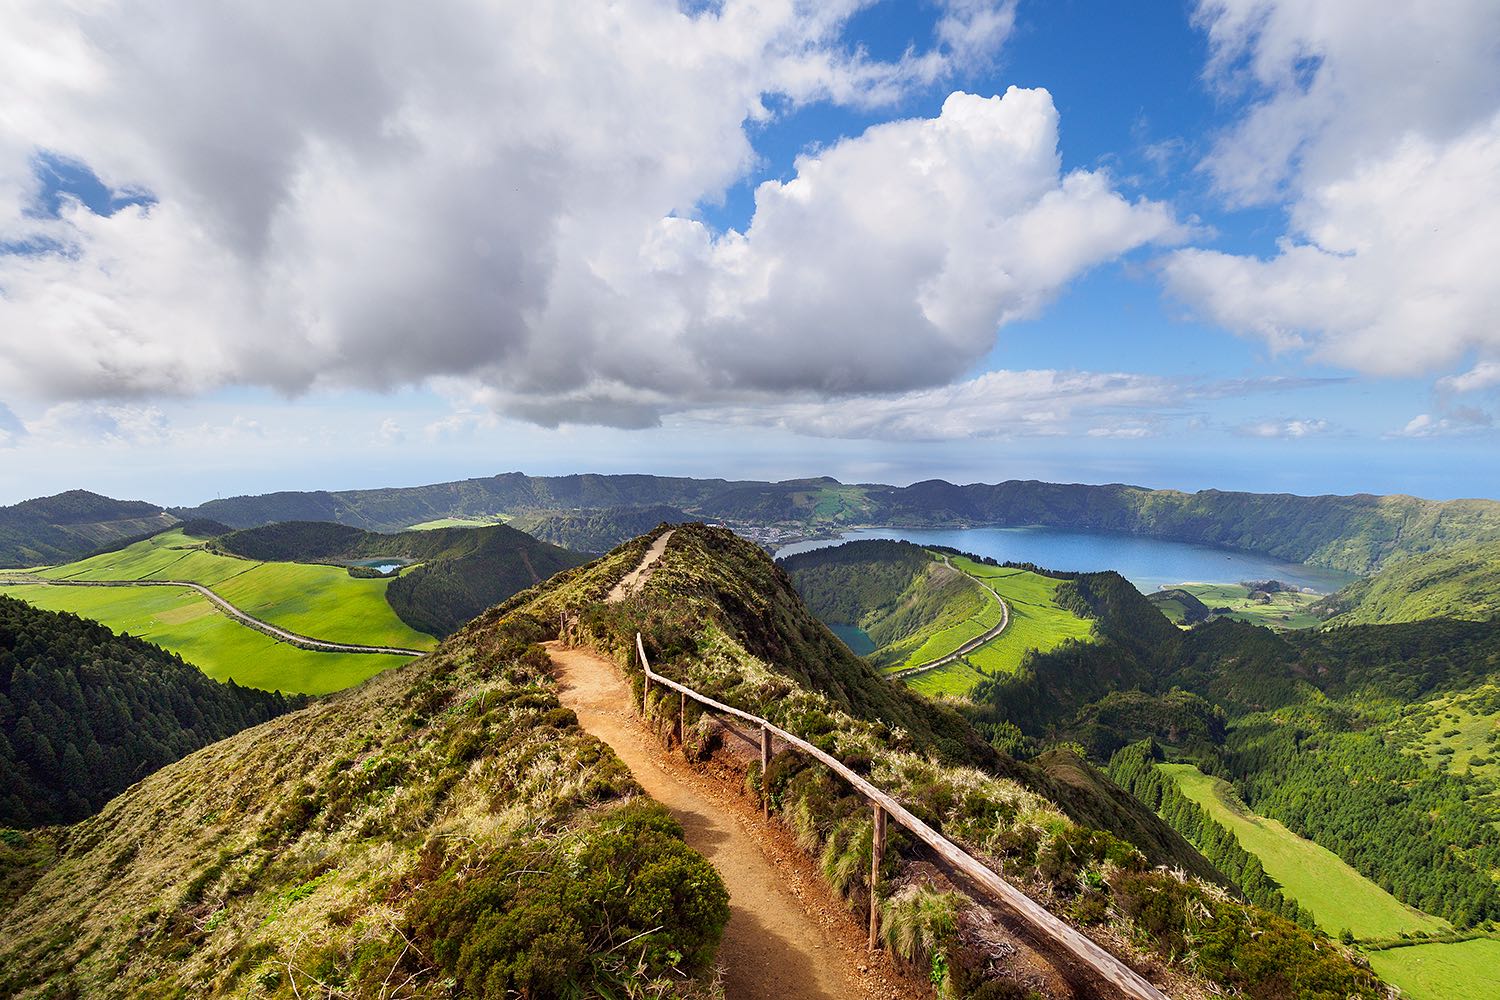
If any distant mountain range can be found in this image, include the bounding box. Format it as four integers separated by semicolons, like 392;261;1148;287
5;472;1500;573
0;489;176;567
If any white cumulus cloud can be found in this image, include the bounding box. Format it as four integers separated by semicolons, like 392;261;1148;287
1166;0;1500;381
0;0;1180;432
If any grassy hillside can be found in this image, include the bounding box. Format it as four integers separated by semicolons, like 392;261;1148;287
0;602;728;998
0;595;294;827
0;583;411;695
1158;763;1449;939
0;489;177;567
781;542;1093;698
37;528;437;651
520;524;1384;998
1317;539;1500;626
175;472;1500;574
1368;939;1500;1000
214;520;590;637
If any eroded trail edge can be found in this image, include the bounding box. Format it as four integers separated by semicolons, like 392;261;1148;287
546;641;914;1000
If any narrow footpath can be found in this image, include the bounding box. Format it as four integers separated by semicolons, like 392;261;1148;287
548;641;917;1000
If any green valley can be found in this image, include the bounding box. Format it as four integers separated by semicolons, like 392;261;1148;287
33;527;437;651
1158;762;1449;940
781;541;1094;698
0;583;410;695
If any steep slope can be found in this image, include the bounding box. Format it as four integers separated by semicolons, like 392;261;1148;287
781;540;991;669
0;597;728;999
0;595;295;827
1316;539;1500;626
976;579;1500;932
175;471;1500;574
0;489;177;567
514;524;1383;997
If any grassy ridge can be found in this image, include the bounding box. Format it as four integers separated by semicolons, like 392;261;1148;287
1318;539;1500;626
1159;763;1449;940
0;599;728;998
0;583;410;695
36;529;437;651
898;557;1094;697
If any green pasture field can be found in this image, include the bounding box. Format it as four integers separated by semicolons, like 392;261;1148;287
0;582;412;695
952;558;1095;674
1171;582;1322;629
1159;763;1450;940
36;529;437;651
1367;937;1500;1000
885;555;1094;697
902;659;987;698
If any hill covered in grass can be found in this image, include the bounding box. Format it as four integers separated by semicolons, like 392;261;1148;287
0;595;295;827
972;572;1500;932
780;539;991;670
0;489;177;567
780;541;1094;698
214;520;590;637
514;524;1384;997
175;472;1500;574
1315;539;1500;626
0;591;727;998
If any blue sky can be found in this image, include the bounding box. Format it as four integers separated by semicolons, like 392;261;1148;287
1;0;1497;506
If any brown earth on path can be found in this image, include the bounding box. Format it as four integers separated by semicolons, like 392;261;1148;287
547;640;928;1000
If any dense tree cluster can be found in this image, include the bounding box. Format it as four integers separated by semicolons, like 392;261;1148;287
966;574;1500;930
0;595;294;826
1109;741;1313;927
1228;710;1500;926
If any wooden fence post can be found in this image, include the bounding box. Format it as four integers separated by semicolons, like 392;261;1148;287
642;671;650;715
869;803;886;951
760;725;771;819
678;691;686;746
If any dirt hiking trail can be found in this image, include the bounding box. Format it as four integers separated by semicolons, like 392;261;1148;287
606;528;675;603
548;641;919;1000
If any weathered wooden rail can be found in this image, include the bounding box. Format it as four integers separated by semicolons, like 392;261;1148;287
634;631;1168;1000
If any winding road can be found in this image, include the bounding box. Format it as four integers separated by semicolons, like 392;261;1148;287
888;555;1010;680
0;576;428;656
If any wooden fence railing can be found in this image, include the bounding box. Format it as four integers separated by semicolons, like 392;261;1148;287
634;631;1167;1000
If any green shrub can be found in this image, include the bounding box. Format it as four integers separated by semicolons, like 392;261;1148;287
405;801;728;999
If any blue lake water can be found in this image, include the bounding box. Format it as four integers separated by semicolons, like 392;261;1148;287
350;558;406;575
776;526;1358;595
